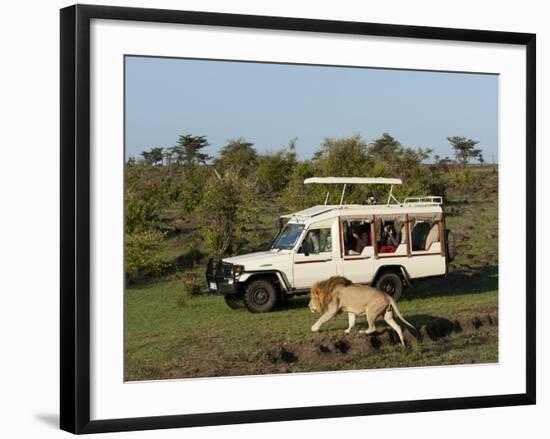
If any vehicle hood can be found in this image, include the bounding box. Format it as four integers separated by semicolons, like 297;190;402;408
223;250;291;269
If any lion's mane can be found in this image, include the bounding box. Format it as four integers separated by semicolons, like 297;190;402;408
310;276;353;313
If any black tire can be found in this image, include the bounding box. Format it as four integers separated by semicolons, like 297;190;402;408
375;271;403;301
224;293;244;310
243;279;278;313
445;229;457;262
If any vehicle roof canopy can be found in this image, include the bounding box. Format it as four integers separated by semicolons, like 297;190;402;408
282;204;443;222
280;176;443;223
304;177;402;185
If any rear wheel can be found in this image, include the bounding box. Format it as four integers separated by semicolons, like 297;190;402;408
224;293;244;310
244;279;278;313
375;271;403;301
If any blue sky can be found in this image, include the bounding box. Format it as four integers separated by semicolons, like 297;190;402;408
125;56;498;163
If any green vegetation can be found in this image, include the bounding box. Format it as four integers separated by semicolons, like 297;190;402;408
124;132;498;380
198;169;258;257
126;277;497;380
124;132;476;282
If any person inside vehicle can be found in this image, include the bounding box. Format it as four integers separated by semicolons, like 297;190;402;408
353;223;371;254
319;228;332;252
307;229;321;254
345;223;357;255
379;223;399;253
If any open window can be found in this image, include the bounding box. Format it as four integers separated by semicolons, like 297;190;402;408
410;213;441;253
374;215;407;255
341;217;373;256
298;227;332;255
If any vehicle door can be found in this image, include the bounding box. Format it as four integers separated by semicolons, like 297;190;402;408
293;221;338;289
339;216;377;283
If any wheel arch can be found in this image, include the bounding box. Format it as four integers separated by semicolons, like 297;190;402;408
237;271;290;296
372;264;412;287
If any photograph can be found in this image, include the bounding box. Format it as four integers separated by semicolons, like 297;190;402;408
123;56;499;381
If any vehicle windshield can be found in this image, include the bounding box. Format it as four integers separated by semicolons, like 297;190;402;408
271;223;305;250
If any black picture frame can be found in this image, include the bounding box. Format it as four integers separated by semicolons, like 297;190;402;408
60;4;536;434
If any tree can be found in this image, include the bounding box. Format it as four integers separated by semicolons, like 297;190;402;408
198;170;257;257
214;138;257;175
314;134;371;177
281;160;322;211
168;134;211;165
255;140;297;193
140;147;164;165
367;133;401;162
447;136;481;166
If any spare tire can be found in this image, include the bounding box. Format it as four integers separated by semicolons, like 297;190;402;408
445;229;457;262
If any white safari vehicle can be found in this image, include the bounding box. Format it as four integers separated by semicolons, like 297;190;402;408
206;177;455;312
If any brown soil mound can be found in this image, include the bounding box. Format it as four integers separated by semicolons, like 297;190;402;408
262;314;498;365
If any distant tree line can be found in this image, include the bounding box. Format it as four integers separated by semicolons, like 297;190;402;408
125;132;486;282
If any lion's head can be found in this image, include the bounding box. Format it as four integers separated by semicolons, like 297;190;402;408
308;276;353;313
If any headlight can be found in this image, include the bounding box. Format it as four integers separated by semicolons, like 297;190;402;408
233;265;245;275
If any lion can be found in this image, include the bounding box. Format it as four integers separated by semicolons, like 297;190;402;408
308;276;414;345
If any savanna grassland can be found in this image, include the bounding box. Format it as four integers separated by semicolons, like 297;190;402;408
124;134;498;381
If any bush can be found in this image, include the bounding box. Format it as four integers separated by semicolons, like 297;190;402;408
281;161;321;211
314;135;371;178
176;274;204;307
449;167;478;190
176;166;210;214
255;141;297;193
125;164;170;233
198;170;258;257
125;229;166;282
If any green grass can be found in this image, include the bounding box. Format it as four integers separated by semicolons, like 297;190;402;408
125;166;499;381
125;277;497;380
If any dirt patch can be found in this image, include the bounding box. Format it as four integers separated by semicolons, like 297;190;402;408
259;314;497;367
265;346;299;364
148;311;498;381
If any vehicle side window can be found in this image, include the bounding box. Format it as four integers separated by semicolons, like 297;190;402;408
342;219;372;255
298;228;332;254
411;217;440;251
375;218;403;254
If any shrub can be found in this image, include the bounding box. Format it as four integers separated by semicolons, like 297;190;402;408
449;167;478;190
176;274;204;307
125;229;166;282
197;170;258;257
281;161;321;211
314;135;371;178
176;166;210;214
125;164;168;233
255;141;297;193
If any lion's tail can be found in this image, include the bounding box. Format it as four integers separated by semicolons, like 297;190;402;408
388;297;415;329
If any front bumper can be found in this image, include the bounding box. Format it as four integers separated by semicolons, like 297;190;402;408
205;258;238;295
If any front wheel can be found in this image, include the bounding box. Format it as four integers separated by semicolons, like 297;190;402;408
375;271;403;301
244;279;278;313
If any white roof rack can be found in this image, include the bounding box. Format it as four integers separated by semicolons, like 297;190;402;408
305;176;402;206
403;196;443;206
280;205;336;219
304;177;402;185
